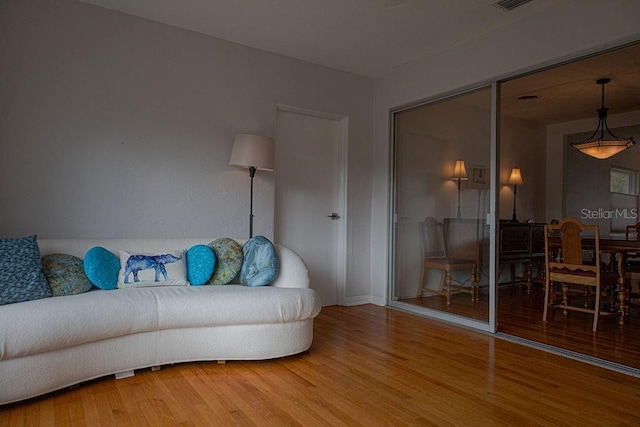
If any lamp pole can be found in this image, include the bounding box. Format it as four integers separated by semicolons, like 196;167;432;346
249;166;256;238
456;177;462;219
511;183;518;222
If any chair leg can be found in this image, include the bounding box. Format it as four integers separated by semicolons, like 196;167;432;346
417;263;426;298
562;283;569;317
543;277;550;322
470;266;477;302
445;270;452;306
593;285;601;333
525;262;533;295
584;287;590;309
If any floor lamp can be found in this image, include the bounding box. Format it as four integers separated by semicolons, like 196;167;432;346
229;134;275;238
509;167;523;222
451;159;468;219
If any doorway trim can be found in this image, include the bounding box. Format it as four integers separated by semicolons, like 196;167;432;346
275;104;348;306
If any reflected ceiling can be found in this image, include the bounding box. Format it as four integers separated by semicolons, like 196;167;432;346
501;43;640;125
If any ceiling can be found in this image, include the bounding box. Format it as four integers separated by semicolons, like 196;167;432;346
77;0;558;78
501;42;640;125
77;0;639;125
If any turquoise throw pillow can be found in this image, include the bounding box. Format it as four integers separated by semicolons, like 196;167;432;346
186;245;215;286
239;236;279;287
0;235;51;305
83;246;119;290
42;254;93;296
207;238;243;285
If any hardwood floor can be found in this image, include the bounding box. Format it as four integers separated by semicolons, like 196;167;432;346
498;283;640;370
404;282;640;370
3;304;640;426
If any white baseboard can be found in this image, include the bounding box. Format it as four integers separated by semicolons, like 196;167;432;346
344;294;385;306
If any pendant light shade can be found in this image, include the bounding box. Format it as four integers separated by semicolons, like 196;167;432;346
571;78;635;160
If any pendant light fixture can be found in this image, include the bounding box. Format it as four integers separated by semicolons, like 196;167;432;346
570;78;635;160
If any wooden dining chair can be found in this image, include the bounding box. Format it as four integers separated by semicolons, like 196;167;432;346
543;218;619;333
416;217;479;306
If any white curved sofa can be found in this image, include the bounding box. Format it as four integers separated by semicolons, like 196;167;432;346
0;238;321;405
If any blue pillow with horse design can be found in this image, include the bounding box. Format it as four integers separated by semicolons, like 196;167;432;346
117;249;187;288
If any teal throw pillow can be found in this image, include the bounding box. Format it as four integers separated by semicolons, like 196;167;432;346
207;238;243;285
0;235;51;305
186;244;215;286
83;246;119;290
239;236;279;287
42;253;93;296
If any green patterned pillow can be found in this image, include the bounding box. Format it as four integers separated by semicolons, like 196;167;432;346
42;254;93;296
207;238;243;285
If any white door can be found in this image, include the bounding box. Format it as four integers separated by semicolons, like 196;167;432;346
275;107;347;306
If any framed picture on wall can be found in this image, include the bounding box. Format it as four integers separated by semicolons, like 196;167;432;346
468;165;489;189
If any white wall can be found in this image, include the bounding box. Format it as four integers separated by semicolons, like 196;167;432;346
0;0;373;300
372;0;640;303
500;116;546;222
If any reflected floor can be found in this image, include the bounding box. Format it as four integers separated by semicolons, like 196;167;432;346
400;283;640;370
401;288;490;322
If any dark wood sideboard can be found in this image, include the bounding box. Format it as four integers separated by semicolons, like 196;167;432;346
499;221;546;293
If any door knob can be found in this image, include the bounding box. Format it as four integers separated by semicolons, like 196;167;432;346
328;213;341;220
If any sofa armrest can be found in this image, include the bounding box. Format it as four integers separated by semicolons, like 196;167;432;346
270;244;310;288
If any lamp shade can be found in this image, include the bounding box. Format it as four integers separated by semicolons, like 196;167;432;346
229;134;275;171
508;167;523;186
573;139;634;160
451;159;468;180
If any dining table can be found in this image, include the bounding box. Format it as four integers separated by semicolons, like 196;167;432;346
547;236;640;326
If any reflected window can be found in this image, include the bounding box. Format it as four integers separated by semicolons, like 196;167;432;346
610;166;638;195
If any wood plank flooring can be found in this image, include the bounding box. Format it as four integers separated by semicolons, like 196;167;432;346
2;304;640;426
403;283;640;370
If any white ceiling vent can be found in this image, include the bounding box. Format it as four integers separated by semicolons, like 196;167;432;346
493;0;534;11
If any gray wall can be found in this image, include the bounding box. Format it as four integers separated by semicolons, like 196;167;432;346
0;0;373;301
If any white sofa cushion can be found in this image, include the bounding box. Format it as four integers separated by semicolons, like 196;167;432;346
0;285;319;362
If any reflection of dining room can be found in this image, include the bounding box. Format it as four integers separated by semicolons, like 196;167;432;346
405;224;640;369
392;42;640;374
